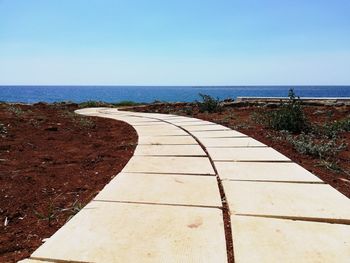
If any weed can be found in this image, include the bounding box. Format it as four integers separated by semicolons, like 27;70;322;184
183;106;194;116
33;200;59;226
313;117;350;139
286;133;346;159
316;159;342;173
197;93;223;113
266;89;309;133
0;122;7;136
62;110;96;128
7;105;25;116
62;200;84;222
77;117;96;128
250;111;269;125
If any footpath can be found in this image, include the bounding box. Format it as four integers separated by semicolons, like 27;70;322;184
20;108;350;263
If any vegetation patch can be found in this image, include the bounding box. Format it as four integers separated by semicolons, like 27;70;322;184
264;89;309;133
0;122;7;136
285;133;346;159
7;105;26;116
197;93;223;113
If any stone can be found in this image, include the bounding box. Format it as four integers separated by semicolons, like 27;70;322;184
94;173;222;207
138;136;198;145
223;181;350;222
200;137;266;147
31;202;227;263
191;130;247;138
122;156;215;175
134;126;188;136
176;121;216;126
132;122;168;126
231;215;350;263
167;118;203;123
134;145;206;156
207;147;290;161
183;124;230;132
215;162;322;182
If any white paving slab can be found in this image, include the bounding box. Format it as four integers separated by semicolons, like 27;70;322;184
127;112;179;119
200;137;266;147
138;135;198;145
94;173;222;207
223;181;350;222
183;124;230;132
31;202;227;263
176;121;216;126
216;162;323;182
122;156;215;175
231;215;350;263
134;126;188;136
191;130;247;138
132;121;169;126
167;118;204;123
134;145;206;156
207;147;290;161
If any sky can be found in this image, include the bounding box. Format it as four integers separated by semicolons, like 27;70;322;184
0;0;349;85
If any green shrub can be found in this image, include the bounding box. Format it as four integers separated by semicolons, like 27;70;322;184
315;117;350;138
286;133;346;159
266;89;308;133
197;93;222;113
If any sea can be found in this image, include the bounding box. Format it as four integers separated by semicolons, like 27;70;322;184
1;86;350;104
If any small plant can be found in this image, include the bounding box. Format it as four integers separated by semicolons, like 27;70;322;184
286;133;346;159
33;200;59;226
0;122;7;136
316;159;342;173
197;93;222;113
7;105;25;116
62;200;84;222
183;106;193;116
311;117;350;139
266;89;309;133
250;111;269;125
77;117;96;128
62;110;96;128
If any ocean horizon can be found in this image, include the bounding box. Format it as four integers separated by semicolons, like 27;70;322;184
1;85;350;104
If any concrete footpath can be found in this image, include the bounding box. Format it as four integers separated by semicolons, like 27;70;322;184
20;108;350;263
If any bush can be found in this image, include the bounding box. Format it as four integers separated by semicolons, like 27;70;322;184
315;117;350;138
266;89;308;133
197;93;222;113
286;133;346;159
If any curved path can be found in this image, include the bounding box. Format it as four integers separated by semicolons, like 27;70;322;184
21;108;350;263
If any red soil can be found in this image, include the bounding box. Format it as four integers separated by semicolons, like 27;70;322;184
0;103;137;262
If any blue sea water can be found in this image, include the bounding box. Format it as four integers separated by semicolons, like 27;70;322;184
0;86;350;104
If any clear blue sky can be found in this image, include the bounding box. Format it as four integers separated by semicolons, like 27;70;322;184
0;0;349;85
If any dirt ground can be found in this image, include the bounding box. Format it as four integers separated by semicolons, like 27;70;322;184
129;102;350;199
0;103;137;262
